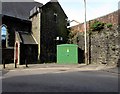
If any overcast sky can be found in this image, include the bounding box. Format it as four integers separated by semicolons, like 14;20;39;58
35;0;119;25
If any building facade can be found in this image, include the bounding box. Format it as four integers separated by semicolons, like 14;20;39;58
30;0;68;63
1;2;41;64
1;0;68;64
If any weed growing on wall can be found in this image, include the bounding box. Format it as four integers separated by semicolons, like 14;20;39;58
89;20;113;33
106;23;112;28
90;20;105;32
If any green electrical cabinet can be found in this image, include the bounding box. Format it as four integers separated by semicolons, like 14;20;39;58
57;44;78;64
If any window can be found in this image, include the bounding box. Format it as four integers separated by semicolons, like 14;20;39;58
1;25;7;48
1;25;7;40
54;13;57;22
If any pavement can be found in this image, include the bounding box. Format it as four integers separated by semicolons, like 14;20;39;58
0;63;119;74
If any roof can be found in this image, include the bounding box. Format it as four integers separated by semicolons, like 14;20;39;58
2;2;43;20
57;44;78;47
30;0;68;19
20;32;37;44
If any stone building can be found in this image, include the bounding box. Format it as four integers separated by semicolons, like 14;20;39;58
1;0;68;64
1;2;43;64
30;0;68;63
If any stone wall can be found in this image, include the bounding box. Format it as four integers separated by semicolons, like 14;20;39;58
71;26;120;65
31;12;41;60
69;10;119;65
40;2;68;63
2;15;31;47
90;27;119;65
31;1;68;63
2;15;32;63
2;48;14;64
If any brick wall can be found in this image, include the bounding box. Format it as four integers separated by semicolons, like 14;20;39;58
71;10;118;33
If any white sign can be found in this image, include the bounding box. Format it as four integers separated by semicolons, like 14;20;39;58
67;49;69;52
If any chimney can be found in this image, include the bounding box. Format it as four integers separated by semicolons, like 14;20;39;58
50;0;58;2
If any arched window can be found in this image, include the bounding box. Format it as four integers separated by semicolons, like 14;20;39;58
1;25;7;48
1;25;7;40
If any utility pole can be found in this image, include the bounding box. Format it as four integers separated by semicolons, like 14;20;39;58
84;0;88;65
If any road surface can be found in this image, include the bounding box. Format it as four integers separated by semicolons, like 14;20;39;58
2;68;119;93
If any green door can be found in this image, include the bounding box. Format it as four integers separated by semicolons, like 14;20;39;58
57;44;78;64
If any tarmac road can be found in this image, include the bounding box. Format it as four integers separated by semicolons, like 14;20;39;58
2;68;118;93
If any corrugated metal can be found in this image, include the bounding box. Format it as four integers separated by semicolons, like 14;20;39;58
2;2;43;20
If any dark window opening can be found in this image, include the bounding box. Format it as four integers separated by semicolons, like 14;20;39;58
54;13;57;22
